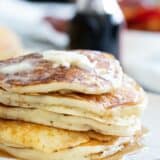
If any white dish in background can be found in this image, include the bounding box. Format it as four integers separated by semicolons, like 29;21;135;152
122;30;160;93
0;0;75;48
0;93;159;160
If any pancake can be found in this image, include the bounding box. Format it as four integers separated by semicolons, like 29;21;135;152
0;75;146;118
0;50;123;94
0;142;143;160
0;75;146;136
0;120;144;160
0;104;142;136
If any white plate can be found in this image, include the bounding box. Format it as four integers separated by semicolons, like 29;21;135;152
0;93;159;160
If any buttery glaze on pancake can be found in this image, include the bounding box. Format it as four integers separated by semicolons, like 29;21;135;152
0;120;144;160
0;50;123;94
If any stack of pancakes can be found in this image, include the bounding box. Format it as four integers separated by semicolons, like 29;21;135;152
0;50;147;160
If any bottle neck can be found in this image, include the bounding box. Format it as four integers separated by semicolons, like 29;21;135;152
77;0;105;14
76;0;124;23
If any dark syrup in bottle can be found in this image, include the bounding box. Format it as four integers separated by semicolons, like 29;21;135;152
69;0;124;59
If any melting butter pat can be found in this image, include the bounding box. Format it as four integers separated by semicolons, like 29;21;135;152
0;61;33;74
41;50;94;71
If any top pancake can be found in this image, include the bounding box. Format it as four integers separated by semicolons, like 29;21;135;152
0;50;123;94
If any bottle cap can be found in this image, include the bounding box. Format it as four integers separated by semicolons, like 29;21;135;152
77;0;105;14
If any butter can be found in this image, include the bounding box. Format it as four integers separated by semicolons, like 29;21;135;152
0;61;33;74
41;50;94;71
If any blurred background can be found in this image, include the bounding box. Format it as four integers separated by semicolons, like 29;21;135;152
0;0;160;93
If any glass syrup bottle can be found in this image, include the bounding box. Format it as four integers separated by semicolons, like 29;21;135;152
68;0;124;59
